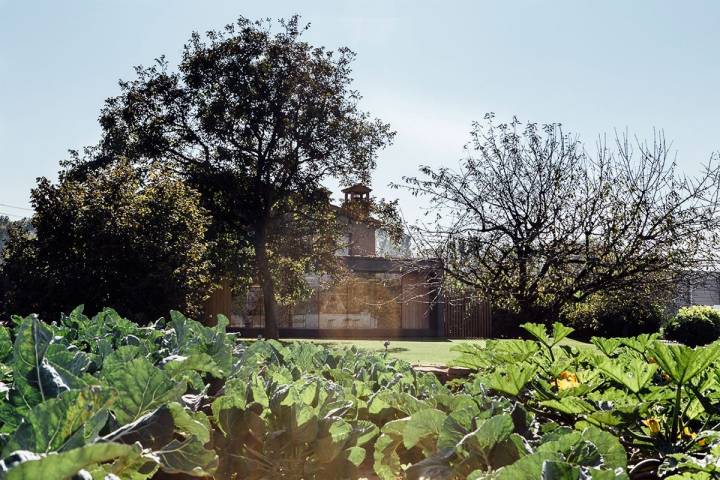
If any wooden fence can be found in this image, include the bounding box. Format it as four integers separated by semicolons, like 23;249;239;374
443;298;492;338
205;280;494;339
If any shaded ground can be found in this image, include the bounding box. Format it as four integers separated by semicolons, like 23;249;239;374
285;337;590;365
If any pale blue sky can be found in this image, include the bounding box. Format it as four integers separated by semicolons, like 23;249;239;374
1;1;719;222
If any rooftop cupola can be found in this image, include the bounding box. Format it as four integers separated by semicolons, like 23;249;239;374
342;183;372;202
341;184;375;256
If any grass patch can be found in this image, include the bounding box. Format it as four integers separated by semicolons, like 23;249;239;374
284;337;590;365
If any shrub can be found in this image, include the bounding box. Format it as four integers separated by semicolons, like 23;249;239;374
559;292;666;340
489;308;526;338
664;305;720;347
0;161;213;323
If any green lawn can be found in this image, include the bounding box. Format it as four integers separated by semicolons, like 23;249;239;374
286;337;589;365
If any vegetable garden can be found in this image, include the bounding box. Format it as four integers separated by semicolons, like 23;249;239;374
0;309;719;479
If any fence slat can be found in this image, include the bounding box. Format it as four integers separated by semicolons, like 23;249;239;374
443;297;491;339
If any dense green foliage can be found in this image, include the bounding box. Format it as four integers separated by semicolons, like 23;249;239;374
2;308;720;479
452;323;720;479
0;217;30;254
559;292;666;340
0;307;446;479
0;162;212;323
664;305;720;347
0;217;9;250
0;219;13;253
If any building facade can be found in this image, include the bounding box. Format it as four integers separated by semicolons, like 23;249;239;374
676;272;720;309
203;184;444;337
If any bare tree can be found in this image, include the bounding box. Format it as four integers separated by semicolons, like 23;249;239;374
400;115;720;330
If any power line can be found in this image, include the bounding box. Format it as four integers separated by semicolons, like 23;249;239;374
0;203;32;212
0;211;25;219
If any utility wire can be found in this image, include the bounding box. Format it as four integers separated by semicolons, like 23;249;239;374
0;211;25;218
0;203;32;212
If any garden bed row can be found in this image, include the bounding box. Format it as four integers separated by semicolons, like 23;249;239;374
0;309;716;479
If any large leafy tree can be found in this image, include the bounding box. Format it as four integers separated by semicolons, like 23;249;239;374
0;161;212;323
70;16;394;338
402;115;720;331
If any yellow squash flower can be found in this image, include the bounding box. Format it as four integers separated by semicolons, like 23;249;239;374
681;426;697;440
555;371;580;390
642;418;661;435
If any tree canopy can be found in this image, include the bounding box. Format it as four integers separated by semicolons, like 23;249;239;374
0;216;30;252
402;115;720;331
69;16;394;337
0;161;212;323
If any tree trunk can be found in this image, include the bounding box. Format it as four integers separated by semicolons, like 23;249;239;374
517;302;556;328
255;234;279;339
